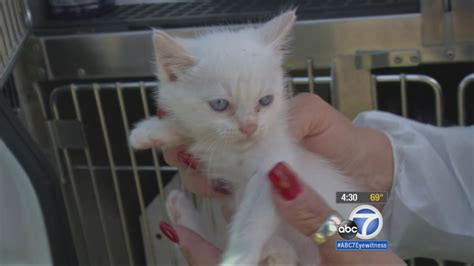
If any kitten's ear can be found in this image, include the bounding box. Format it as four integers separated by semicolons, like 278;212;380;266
259;10;296;49
152;30;196;82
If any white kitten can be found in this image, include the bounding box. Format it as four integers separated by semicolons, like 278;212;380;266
130;10;358;265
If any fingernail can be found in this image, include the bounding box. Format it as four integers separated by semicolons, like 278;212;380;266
159;222;179;243
156;106;168;119
268;162;302;200
211;178;232;195
177;151;198;170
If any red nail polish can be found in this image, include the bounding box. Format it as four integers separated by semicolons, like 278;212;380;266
268;162;302;200
156;106;168;119
178;151;198;170
159;222;179;243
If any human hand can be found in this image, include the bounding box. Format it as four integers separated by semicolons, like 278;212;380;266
160;162;405;266
163;93;394;197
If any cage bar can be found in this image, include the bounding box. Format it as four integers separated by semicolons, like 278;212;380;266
306;58;316;94
291;76;332;85
374;74;444;126
70;164;177;172
93;84;135;265
458;73;474;126
0;2;13;56
5;0;19;42
117;83;158;265
34;83;90;264
50;93;92;264
70;84;115;265
400;74;408;118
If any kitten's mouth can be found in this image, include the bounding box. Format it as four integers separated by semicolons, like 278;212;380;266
235;135;260;146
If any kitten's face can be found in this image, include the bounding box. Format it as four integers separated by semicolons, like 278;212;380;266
174;54;285;147
154;11;295;149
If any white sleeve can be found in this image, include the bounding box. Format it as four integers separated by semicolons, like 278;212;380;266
353;111;474;262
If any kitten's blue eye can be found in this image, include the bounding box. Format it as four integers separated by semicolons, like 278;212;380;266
259;95;273;106
209;99;229;112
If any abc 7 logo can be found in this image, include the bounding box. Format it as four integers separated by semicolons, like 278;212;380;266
338;205;383;240
338;220;358;239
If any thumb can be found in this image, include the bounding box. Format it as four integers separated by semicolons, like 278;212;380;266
268;162;334;236
161;223;222;266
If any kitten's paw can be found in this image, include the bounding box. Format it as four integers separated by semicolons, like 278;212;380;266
165;190;203;235
129;126;163;150
129;117;169;150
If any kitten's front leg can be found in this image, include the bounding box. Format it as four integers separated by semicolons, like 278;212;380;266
129;116;183;149
221;173;279;266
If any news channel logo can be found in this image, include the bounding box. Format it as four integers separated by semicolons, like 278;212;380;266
338;205;383;240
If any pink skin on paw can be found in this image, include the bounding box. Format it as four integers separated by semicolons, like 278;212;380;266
172;209;181;223
140;139;163;149
170;194;178;205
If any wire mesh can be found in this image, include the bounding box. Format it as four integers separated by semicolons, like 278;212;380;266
46;82;178;265
373;74;444;126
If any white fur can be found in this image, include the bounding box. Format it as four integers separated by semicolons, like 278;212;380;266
130;10;358;266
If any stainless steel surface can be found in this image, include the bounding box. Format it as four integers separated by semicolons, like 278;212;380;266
421;0;446;46
38;13;474;81
458;73;474;126
0;0;30;88
388;49;421;67
452;0;474;43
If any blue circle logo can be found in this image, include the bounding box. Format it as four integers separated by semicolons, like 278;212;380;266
349;205;383;240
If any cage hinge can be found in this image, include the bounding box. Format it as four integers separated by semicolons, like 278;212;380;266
354;49;421;69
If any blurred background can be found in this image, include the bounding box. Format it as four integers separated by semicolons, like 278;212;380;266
0;1;472;266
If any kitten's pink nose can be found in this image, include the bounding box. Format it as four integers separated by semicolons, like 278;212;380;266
239;123;258;136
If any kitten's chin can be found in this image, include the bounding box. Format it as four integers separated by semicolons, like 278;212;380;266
233;135;261;150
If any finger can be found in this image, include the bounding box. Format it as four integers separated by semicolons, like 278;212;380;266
288;93;357;166
175;225;222;266
268;162;333;236
288;93;333;141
